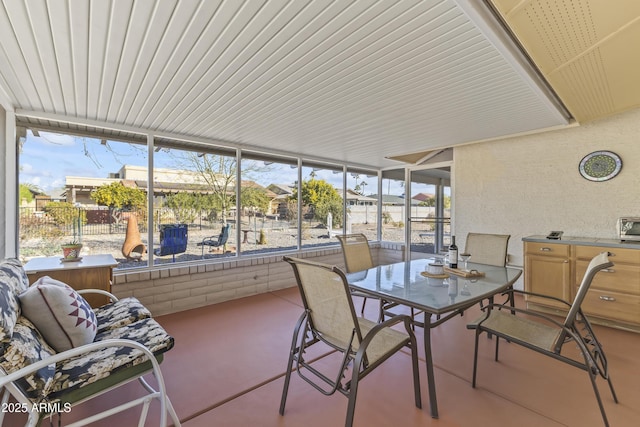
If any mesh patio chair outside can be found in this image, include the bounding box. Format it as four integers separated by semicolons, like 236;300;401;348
280;256;422;427
469;251;618;427
198;224;230;256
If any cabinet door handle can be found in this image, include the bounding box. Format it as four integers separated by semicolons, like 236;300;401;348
540;247;552;252
601;268;615;273
599;295;616;302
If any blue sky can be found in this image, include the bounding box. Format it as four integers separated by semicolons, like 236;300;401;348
19;130;416;197
20;131;147;193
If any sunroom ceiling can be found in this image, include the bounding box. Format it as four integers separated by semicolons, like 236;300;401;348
0;0;571;169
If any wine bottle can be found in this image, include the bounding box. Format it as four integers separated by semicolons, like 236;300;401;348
448;236;458;269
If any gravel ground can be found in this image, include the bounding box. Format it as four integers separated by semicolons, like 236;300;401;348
20;222;434;270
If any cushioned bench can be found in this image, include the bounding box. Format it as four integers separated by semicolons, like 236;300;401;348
0;258;180;427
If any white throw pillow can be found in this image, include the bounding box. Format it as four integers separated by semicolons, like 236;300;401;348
19;276;97;352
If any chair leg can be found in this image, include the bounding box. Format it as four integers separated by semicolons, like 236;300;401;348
360;296;367;315
494;336;500;361
588;369;611;427
345;358;363;427
607;374;619;403
280;312;306;415
166;396;182;427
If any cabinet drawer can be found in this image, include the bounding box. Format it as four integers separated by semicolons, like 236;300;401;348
525;242;570;258
575;261;640;295
581;289;640;325
575;245;640;264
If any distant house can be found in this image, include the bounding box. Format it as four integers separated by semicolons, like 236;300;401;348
64;165;272;211
345;189;377;206
267;184;294;219
412;192;434;202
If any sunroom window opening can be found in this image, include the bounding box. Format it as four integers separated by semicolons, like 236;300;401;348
153;141;238;264
346;168;378;242
380;169;406;243
299;162;345;247
18;129;149;270
240;153;298;255
408;168;452;256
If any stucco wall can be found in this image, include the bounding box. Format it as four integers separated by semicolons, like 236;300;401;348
454;107;640;284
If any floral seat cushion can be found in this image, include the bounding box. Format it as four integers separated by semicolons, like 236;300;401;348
0;259;29;344
48;317;174;397
0;316;57;399
93;297;152;334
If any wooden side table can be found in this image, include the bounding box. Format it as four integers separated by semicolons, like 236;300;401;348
24;254;118;308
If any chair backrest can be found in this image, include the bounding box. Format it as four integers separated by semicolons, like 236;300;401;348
158;224;188;255
336;234;374;273
565;251;613;328
284;256;363;350
218;224;231;245
554;251;613;351
464;233;510;267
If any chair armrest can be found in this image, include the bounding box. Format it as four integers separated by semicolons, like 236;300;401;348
360;315;414;348
479;304;568;330
77;289;119;303
499;288;572;308
197;236;217;246
372;314;413;332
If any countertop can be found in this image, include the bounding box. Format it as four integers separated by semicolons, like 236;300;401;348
523;235;640;250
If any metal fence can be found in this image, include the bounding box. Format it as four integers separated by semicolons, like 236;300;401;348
18;206;291;241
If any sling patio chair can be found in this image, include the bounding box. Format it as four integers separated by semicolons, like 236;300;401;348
463;233;512;317
280;256;421;427
336;234;420;324
469;251;618;427
198;224;230;256
335;234;381;316
463;233;511;267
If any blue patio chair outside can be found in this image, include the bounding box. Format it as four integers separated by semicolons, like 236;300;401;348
154;224;188;262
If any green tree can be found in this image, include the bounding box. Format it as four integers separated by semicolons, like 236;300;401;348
240;187;270;215
168;152;273;224
418;197;435;207
42;201;86;226
169;152;237;223
292;178;343;226
91;182;146;209
19;183;38;204
165;192;198;224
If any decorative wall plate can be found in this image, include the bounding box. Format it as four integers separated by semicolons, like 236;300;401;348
579;151;622;181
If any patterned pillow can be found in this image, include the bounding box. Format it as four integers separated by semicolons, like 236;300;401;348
19;277;98;352
0;258;29;344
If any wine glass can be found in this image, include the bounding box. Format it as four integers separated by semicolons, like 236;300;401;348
460;253;471;270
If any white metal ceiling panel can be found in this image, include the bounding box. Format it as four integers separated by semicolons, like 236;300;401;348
0;0;570;168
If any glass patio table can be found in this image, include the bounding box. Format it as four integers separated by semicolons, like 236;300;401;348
346;257;522;418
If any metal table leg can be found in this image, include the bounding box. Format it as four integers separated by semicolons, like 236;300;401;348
423;314;438;418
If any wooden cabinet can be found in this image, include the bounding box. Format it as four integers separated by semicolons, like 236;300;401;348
24;254;117;308
523;237;640;332
524;242;571;309
574;246;640;327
